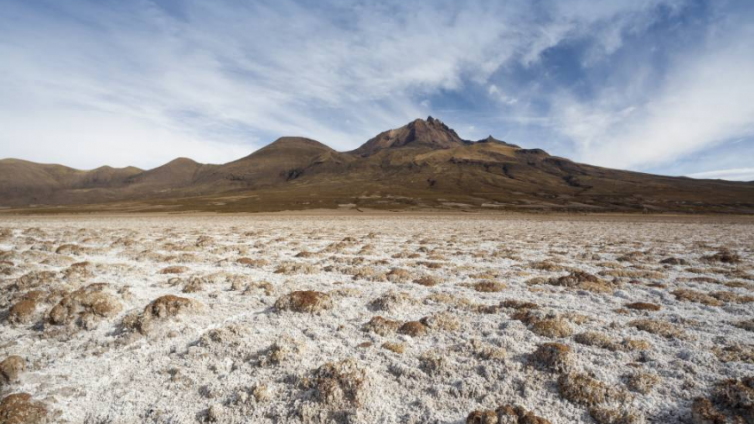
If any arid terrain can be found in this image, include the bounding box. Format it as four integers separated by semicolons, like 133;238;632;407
2;118;753;215
1;213;753;424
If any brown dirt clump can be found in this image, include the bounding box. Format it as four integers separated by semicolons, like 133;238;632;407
495;404;552;423
160;265;189;274
692;377;754;424
625;302;661;311
0;393;47;424
548;271;616;293
734;319;754;332
558;372;628;407
702;249;741;264
712;344;754;364
466;410;497;424
629;319;685;339
589;406;643;424
398;321;429;337
368;290;415;312
625;372;660;395
420;312;460;332
574;332;619;351
263;336;306;365
381;342;406;354
143;295;194;319
530;318;573;338
672;289;723;307
311;358;370;409
47;283;122;330
362;316;402;336
473;281;506;293
413;275;440;287
6;300;37;325
236;257;269;268
274;291;333;314
0;356;25;386
531;343;573;373
500;299;539;310
386;268;413;283
691;397;727;424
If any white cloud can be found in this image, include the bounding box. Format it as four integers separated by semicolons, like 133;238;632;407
687;168;754;182
555;20;754;171
0;0;723;173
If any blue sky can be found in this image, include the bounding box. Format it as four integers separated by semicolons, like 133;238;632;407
1;0;753;180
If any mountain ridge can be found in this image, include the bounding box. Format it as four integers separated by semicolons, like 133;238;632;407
1;117;752;214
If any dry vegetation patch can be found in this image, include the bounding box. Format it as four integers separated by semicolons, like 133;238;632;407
0;393;47;424
274;290;333;314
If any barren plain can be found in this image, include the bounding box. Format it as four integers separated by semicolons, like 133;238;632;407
1;214;753;424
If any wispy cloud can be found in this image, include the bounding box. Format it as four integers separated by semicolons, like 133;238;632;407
688;168;754;181
0;0;751;178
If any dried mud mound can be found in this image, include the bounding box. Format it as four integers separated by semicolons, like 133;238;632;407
0;215;753;423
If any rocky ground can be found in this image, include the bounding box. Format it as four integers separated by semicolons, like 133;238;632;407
0;214;753;424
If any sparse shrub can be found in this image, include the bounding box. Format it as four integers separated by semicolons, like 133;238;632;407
547;271;615;293
419;351;447;376
574;332;618;351
47;283;122;330
660;257;688;265
621;338;652;352
495;404;552;424
691;397;726;424
470;339;507;361
625;372;660;394
274;290;333;314
311;359;370;409
369;291;415;312
712;344;754;363
398;321;428;337
530;318;572;338
531;343;573;373
710;291;754;304
473;281;506;293
160;266;189;274
0;393;47;424
558;372;627;407
629;319;684;339
7;299;38;325
672;289;723;307
625;302;661;311
386;268;413;283
274;262;316;275
466;410;497;424
362;316;401;336
589;406;643;424
0;356;25;385
414;275;440;287
381;342;406;354
262;336;306;365
420;312;460;332
143;295;194;319
733;319;754;332
236;257;269;268
702;249;741;264
500;299;538;310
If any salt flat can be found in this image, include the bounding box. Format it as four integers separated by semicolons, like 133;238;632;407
1;214;753;424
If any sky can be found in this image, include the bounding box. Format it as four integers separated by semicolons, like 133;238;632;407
1;0;753;181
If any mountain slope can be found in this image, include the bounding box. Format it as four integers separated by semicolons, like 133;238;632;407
1;118;752;213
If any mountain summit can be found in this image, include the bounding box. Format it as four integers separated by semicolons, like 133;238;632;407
0;118;752;213
352;116;468;156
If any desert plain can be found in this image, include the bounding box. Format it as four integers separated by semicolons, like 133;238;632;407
1;213;753;424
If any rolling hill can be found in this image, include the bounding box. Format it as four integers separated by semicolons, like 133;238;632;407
1;117;752;214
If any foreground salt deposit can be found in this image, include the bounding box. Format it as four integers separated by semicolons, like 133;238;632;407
0;214;752;424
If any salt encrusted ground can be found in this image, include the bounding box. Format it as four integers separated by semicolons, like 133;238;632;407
1;214;753;424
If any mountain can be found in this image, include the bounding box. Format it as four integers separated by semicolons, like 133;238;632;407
1;117;753;214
